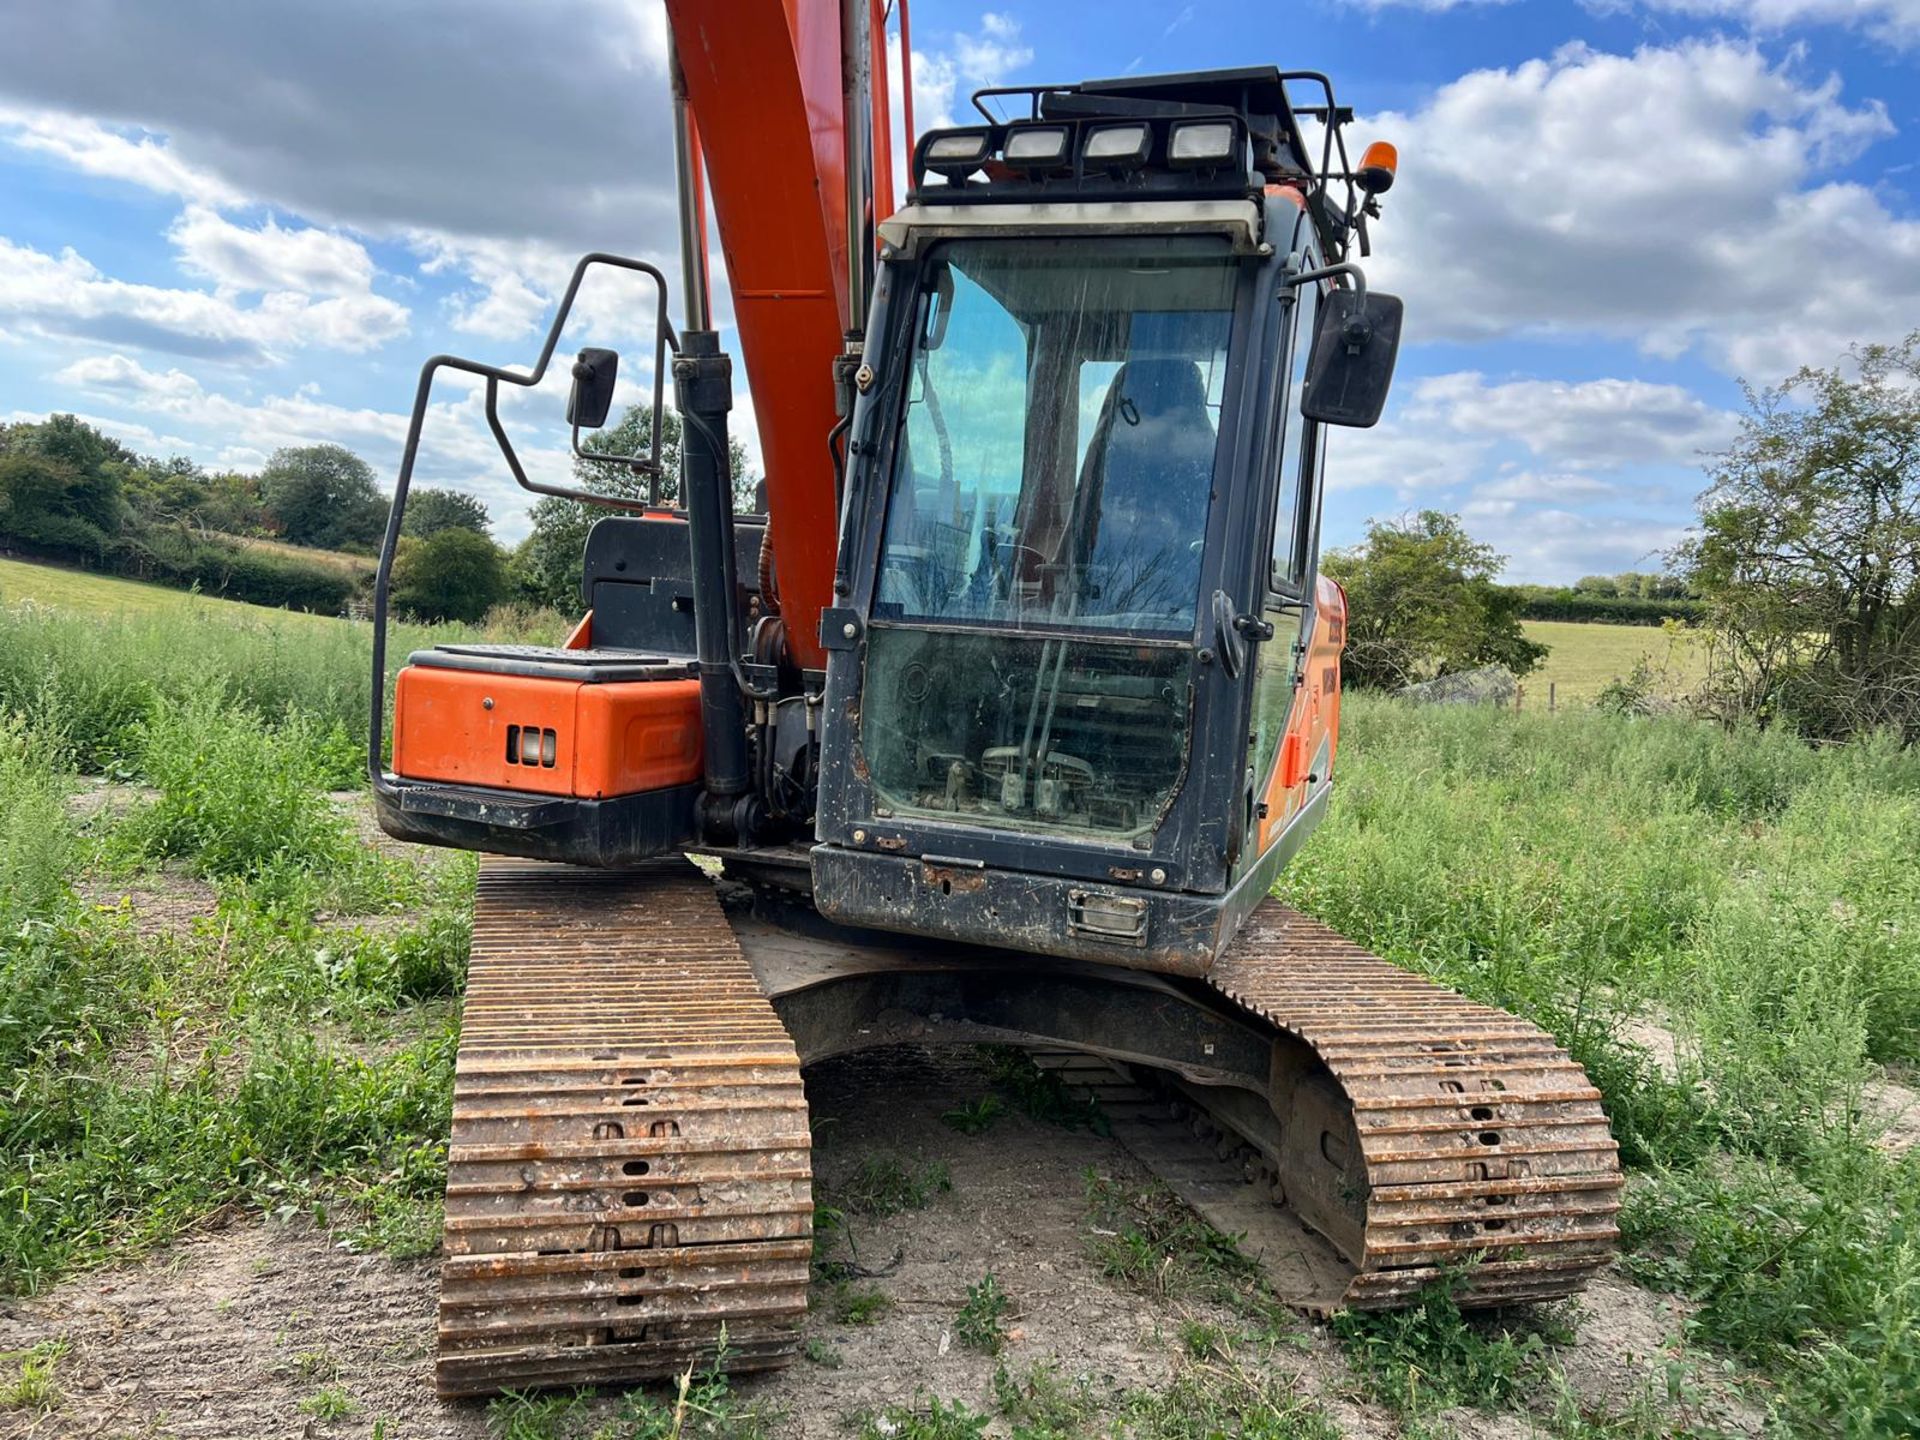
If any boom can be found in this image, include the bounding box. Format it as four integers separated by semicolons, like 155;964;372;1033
665;0;892;671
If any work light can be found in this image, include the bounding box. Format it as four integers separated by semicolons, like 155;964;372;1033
1168;120;1238;168
1083;123;1151;170
1002;124;1070;170
922;129;992;178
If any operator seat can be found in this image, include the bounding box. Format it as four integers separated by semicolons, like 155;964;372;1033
1074;358;1216;625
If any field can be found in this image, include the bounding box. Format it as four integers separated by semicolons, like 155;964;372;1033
0;552;336;622
231;535;378;578
0;563;1914;1438
1519;619;1706;707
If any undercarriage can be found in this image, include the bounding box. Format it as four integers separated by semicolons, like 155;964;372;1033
434;860;1622;1397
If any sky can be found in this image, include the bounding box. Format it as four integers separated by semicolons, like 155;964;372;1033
0;0;1915;584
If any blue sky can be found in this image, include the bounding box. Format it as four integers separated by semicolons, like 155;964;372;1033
0;0;1915;582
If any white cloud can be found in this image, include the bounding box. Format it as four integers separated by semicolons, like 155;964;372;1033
1337;370;1738;496
55;352;202;401
169;207;376;297
51;352;579;541
0;236;409;361
1349;0;1920;44
1409;373;1739;468
0;2;681;257
1462;506;1690;579
1470;470;1631;504
1632;0;1920;47
1328;364;1731;578
0;107;242;206
1365;41;1920;378
894;11;1035;136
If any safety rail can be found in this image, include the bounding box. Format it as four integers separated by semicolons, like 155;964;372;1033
950;70;1370;262
366;251;676;788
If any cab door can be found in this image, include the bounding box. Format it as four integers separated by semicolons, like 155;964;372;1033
1241;271;1334;874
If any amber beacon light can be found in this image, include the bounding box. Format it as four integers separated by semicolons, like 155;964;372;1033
1357;139;1398;194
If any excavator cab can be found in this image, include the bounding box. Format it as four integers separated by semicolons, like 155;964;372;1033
813;69;1403;967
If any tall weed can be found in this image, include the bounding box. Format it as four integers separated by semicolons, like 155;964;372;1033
1300;696;1920;1431
0;719;72;930
0;598;566;774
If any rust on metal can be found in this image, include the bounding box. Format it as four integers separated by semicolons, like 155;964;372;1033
1208;903;1623;1310
437;859;811;1397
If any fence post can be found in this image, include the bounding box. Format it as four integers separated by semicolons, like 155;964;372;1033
1549;681;1557;713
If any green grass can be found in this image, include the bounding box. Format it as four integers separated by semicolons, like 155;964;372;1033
1287;694;1920;1432
0;696;471;1294
0;1339;67;1413
298;1385;358;1421
0;553;346;620
485;1339;775;1440
1520;618;1706;706
1081;1170;1286;1326
992;1362;1101;1440
3;558;1917;1433
1116;1349;1340;1440
955;1272;1011;1354
1333;1276;1571;1418
0;555;567;771
940;1095;1006;1135
829;1281;894;1325
855;1395;992;1440
978;1047;1110;1133
835;1152;953;1217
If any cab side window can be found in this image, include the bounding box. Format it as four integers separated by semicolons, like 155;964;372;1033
1268;280;1319;596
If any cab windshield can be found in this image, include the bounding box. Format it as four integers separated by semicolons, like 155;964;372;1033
875;236;1236;635
858;236;1239;843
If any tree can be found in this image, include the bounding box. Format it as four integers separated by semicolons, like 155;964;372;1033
258;444;388;550
197;471;274;537
0;414;132;541
1321;510;1548;690
512;405;756;610
1680;331;1920;741
0;454;123;558
124;456;210;529
1573;574;1619;597
403;487;492;540
0;414;135;560
4;412;141;487
391;528;511;623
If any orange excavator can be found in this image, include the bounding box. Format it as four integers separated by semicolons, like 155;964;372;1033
368;0;1623;1398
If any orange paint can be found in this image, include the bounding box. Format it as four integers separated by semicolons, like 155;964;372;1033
392;667;703;799
1254;575;1346;852
666;0;873;671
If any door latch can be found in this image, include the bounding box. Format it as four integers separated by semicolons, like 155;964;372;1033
1232;613;1276;643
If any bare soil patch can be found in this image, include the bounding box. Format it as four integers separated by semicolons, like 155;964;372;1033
0;1046;1760;1439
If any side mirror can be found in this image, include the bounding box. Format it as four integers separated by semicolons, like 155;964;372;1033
567;346;620;429
1301;290;1403;429
922;265;955;351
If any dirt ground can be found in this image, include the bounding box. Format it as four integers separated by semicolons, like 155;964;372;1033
6;791;1766;1437
0;1045;1766;1440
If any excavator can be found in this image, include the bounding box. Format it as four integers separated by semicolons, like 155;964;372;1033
368;0;1623;1399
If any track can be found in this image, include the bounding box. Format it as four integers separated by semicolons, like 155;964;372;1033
436;861;813;1398
1206;904;1622;1308
436;862;1620;1396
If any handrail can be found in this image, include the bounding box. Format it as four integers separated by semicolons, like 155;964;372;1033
367;251;678;788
